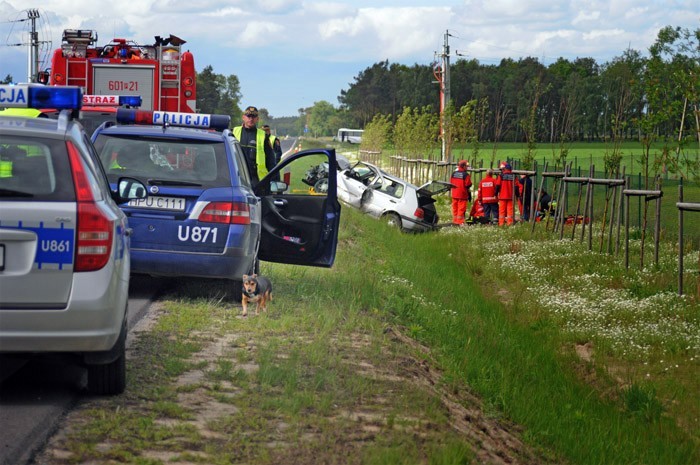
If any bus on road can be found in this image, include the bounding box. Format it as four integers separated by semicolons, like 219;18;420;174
336;128;363;144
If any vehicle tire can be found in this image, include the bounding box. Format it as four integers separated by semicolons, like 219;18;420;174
314;177;329;193
87;322;126;395
383;212;402;229
229;279;244;303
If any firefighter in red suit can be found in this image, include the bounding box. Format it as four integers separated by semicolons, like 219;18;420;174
450;160;472;225
495;161;515;226
478;169;498;223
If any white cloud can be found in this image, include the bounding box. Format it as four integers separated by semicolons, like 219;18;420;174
582;29;625;41
624;6;649;19
571;10;600;25
317;7;451;60
238;21;285;46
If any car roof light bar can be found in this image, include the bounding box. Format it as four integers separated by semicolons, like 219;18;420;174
0;84;83;110
116;108;230;131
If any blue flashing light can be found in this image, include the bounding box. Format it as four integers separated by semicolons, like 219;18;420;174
119;95;142;107
0;84;82;110
116;108;230;131
116;108;138;124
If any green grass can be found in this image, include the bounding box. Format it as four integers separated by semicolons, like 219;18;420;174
377;226;697;463
39;205;699;465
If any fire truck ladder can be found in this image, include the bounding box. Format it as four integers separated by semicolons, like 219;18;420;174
62;30;97;91
157;41;183;111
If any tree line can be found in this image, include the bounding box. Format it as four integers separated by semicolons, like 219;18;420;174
347;25;700;180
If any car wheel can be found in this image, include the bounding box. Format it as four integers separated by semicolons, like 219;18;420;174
383;212;402;229
314;177;329;193
229;279;244;303
87;322;126;395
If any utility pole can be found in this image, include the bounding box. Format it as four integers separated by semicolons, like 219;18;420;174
4;9;51;83
27;9;40;83
433;30;452;162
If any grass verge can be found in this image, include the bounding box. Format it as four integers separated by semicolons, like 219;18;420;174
36;206;698;465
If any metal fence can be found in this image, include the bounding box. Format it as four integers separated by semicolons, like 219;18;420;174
362;154;699;296
373;156;699;242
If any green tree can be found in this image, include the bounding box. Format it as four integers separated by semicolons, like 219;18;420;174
441;101;458;163
307;100;339;137
519;73;549;170
601;50;645;176
1;74;13;84
647;25;700;180
394;106;438;159
196;65;242;122
360;113;393;152
338;61;393;126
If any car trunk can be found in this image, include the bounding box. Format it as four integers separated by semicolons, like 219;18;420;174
417;181;452;227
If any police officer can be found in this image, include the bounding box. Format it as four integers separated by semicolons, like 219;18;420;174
262;124;283;165
450;160;472;225
232;106;275;185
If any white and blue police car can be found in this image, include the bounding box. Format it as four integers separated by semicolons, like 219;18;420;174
91;108;341;297
0;84;147;395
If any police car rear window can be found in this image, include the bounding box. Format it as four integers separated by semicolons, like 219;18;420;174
0;138;75;201
94;136;230;187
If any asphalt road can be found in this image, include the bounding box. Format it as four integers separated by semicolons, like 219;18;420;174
0;275;166;465
279;137;297;158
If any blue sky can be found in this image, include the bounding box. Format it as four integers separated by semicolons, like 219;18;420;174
1;0;698;117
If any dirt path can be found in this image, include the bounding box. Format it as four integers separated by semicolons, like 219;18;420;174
34;302;553;465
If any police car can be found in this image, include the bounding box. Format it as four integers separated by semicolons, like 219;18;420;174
0;84;147;395
91;108;341;296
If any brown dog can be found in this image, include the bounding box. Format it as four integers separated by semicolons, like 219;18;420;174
241;274;273;316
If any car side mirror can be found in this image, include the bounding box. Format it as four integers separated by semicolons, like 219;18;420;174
270;181;288;194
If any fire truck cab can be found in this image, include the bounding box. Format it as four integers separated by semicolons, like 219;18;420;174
47;29;196;115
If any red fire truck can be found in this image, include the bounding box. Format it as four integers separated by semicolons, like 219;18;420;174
44;29;197;131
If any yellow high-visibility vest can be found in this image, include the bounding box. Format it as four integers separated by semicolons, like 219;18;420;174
233;126;268;179
0;108;44;118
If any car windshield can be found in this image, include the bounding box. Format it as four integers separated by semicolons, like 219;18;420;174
93;135;230;187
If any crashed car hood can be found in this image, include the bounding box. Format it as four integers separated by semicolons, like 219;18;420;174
418;180;453;197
